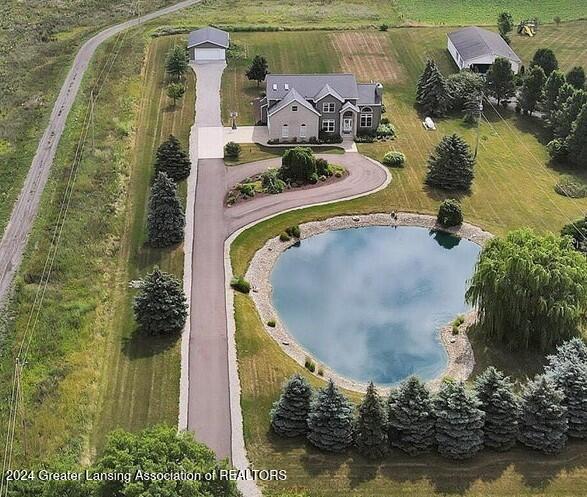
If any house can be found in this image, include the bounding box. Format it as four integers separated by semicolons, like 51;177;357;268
447;26;522;74
255;74;383;142
188;27;229;63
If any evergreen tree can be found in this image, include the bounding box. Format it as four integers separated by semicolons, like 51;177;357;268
486;57;515;105
543;70;566;122
387;376;436;455
518;375;568;454
547;337;587;368
519;65;545;115
551;83;580;136
497;12;514;44
165;45;188;80
567;104;587;167
474;367;520;451
133;267;188;335
531;48;559;76
462;91;482;124
426;134;475;191
155;135;191;181
567;66;586;90
354;383;388;459
434;381;485;459
166;82;185;107
147;172;185;248
270;374;313;438
246;55;269;86
553;90;587;141
416;59;451;116
307;380;354;452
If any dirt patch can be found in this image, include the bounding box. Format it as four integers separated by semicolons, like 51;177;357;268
329;31;405;84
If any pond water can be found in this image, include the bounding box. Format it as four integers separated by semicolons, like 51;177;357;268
271;226;481;385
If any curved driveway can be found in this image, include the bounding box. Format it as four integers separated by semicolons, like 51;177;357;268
0;0;201;304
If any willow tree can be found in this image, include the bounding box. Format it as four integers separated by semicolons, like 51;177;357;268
466;229;587;352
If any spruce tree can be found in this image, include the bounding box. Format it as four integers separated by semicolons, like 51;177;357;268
147;172;185;248
416;59;450;116
434;381;484;460
462;91;482;124
547;337;587;368
270;374;313;438
155;135;191;181
387;376;436;455
543;70;566;122
519;65;545;115
567;104;587;167
133;267;188;335
518;375;568;454
355;383;388;459
553;90;587;141
474;367;520;451
165;45;188;80
426;134;475;191
307;380;354;452
486;57;515;105
567;66;586;90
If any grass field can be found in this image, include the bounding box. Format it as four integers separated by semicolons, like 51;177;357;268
228;25;587;496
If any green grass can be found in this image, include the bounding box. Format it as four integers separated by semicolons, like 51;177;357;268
229;26;587;496
224;143;344;166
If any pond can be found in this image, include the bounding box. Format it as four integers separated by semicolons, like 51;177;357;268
270;226;481;385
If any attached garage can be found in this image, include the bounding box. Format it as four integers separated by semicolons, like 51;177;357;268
188;27;230;63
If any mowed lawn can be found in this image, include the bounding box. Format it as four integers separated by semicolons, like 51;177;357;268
228;26;587;496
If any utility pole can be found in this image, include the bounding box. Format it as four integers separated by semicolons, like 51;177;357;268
90;89;96;154
474;92;483;159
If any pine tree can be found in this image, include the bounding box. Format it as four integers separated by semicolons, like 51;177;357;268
387;376;436;455
543;70;566;122
270;374;313;438
567;66;586;90
434;381;484;460
486;57;515;105
147;172;185;248
416;59;451;116
519;65;545;115
155;135;191;181
165;45;188;80
474;367;520;451
246;55;269;86
133;267;188;335
518;375;568;454
552;90;587;141
567;104;587;167
547;337;587;368
426;134;475;191
355;383;388;459
307;380;354;452
462;91;482;124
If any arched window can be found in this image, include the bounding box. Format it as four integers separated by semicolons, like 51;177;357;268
281;124;289;138
300;123;307;138
360;107;373;128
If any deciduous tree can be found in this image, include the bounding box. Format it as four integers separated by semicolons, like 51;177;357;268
426;134;475;191
567;66;585;90
543;70;565;122
485;57;515;105
246;55;269;86
279;147;317;183
497;12;514;43
165;45;188;80
553;90;587;141
166;82;185;107
271;374;313;438
531;48;559;76
519;65;545;115
567;104;587;167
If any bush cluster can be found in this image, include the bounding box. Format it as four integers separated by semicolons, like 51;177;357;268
383;150;405;168
271;338;587;458
437;199;463;227
224;141;241;159
230;276;251;294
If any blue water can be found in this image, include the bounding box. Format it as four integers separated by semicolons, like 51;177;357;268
271;226;480;385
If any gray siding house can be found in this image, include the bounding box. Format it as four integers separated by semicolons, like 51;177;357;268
255;74;383;142
188;27;229;62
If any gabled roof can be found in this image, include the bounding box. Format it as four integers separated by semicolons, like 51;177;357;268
357;83;382;105
266;74;359;101
268;88;321;117
314;84;345;102
339;101;360;113
188;27;230;49
447;26;521;63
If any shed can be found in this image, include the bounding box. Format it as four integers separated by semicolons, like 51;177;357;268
188;27;229;62
447;26;521;74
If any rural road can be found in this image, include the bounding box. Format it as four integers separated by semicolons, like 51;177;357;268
0;0;201;305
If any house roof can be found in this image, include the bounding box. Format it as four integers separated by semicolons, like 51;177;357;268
188;27;230;49
266;74;360;100
339;101;360;113
447;26;521;63
268;88;321;117
314;84;345;102
357;83;382;105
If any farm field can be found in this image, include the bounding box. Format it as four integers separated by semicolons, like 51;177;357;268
228;23;587;496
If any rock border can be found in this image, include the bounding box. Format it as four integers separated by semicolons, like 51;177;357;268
245;212;493;393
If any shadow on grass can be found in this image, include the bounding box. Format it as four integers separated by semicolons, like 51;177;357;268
122;327;179;360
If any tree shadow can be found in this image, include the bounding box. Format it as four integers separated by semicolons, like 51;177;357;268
299;445;346;477
422;184;471;203
347;453;381;488
122;327;179;359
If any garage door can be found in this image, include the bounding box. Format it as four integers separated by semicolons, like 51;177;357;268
194;48;225;61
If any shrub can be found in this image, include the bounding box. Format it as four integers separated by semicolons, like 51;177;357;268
317;367;324;376
279;232;291;242
451;314;465;335
379;23;389;31
267;319;276;327
376;123;396;138
383;150;406;168
437;199;463;227
286;225;301;238
380;117;390;125
316;158;330;176
555;175;587;198
547;138;569;161
230;276;251;293
238;183;256;197
224;141;241;159
304;357;316;372
279;147;317;182
318;130;343;144
261;169;286;194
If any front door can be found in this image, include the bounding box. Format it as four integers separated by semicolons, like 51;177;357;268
343;118;353;134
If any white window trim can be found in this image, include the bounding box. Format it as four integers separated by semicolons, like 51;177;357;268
291;105;298;111
281;124;289;138
322;119;335;132
322;102;335;113
300;124;307;138
360;113;373;128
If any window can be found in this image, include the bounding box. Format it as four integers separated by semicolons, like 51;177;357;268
300;124;307;138
322;102;335;113
285;83;290;90
322;119;335;133
291;105;298;112
360;107;373;127
281;124;289;138
272;83;278;91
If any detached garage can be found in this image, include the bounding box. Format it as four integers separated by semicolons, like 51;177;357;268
188;27;229;63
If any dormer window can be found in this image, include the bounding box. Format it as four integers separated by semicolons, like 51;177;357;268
272;84;278;91
292;105;298;111
285;83;289;90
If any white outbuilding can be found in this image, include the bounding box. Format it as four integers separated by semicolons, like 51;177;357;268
188;27;229;63
447;26;522;74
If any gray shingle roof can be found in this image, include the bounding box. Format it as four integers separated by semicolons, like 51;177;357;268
266;74;359;100
268;88;320;117
447;26;521;63
188;27;229;49
357;83;382;105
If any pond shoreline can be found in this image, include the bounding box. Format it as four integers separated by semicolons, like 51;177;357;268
245;212;493;393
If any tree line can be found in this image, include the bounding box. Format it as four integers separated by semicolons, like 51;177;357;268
270;337;587;459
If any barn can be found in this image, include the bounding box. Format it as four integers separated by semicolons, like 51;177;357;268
188;27;229;63
447;26;521;74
